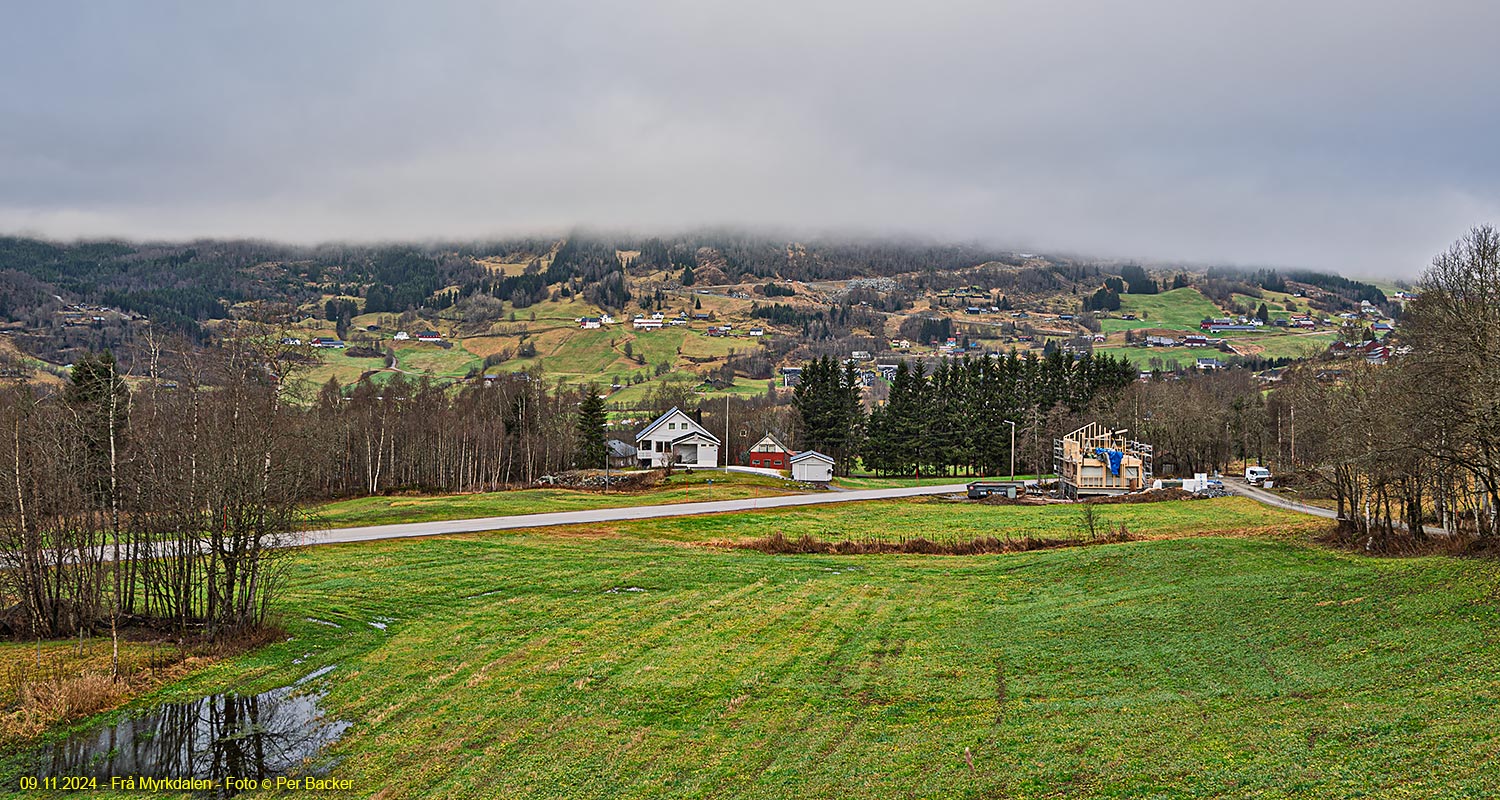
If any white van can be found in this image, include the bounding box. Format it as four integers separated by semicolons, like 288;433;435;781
1244;466;1272;486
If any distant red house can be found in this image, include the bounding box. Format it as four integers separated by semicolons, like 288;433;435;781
747;432;792;470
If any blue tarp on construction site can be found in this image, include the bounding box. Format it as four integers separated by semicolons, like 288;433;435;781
1095;447;1124;476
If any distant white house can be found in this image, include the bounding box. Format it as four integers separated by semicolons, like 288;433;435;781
790;450;835;483
748;328;764;337
416;331;442;342
635;407;721;469
579;317;602;329
633;318;663;330
392;331;410;341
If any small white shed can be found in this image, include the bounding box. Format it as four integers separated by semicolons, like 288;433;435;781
789;450;835;483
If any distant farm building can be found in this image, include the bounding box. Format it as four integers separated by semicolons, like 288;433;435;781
416;331;443;342
747;433;792;470
790;450;835;483
605;439;637;469
580;317;602;329
1054;423;1153;498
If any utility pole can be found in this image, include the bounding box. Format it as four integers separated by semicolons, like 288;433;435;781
724;394;730;468
1004;419;1017;484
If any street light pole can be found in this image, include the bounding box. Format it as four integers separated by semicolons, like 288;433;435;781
1004;419;1017;484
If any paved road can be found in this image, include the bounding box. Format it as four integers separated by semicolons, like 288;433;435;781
297;483;971;547
1224;478;1340;520
1225;477;1449;536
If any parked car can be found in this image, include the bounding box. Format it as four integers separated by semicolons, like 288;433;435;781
1244;466;1272;486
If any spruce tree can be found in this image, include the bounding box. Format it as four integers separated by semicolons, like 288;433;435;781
575;385;608;469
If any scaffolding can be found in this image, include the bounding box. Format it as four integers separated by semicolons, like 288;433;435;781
1054;422;1154;498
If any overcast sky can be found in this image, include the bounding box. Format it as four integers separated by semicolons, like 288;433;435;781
3;1;1497;276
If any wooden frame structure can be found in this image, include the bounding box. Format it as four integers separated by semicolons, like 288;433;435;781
1053;423;1154;498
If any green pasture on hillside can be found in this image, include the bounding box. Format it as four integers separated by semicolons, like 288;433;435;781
1099;288;1224;333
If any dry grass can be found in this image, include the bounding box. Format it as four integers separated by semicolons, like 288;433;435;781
0;624;282;746
733;527;1136;556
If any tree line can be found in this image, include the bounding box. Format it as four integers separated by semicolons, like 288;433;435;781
0;335;595;643
1263;226;1500;545
792;351;1138;476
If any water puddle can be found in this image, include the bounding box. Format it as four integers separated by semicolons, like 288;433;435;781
29;668;350;796
467;589;504;599
604;586;647;594
303;617;341;628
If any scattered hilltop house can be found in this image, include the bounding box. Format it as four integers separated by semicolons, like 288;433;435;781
416;331;443;342
600;314;615;324
311;337;345;349
790;450;835;483
781;367;803;387
605;439;637;469
876;364;898;381
650;312;664;320
1196;357;1226;370
1145;335;1177;347
579;317;602;330
748;328;764;337
393;331;410;341
1372;321;1393;333
893;339;911;349
633;317;662;330
1182;335;1210;347
635;407;721;469
280;337;304;346
850;350;872;361
1054;423;1153;499
747;432;793;470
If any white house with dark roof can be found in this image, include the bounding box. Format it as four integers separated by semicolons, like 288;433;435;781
635;407;721;469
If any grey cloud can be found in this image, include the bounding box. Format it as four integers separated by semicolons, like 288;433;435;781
3;0;1498;275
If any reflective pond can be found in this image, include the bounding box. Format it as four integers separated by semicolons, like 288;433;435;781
30;668;349;796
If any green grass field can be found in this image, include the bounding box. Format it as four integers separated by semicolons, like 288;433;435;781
308;470;805;528
595;496;1321;544
21;504;1499;798
1100;288;1224;333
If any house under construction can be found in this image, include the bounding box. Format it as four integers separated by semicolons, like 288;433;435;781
1054;423;1154;499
